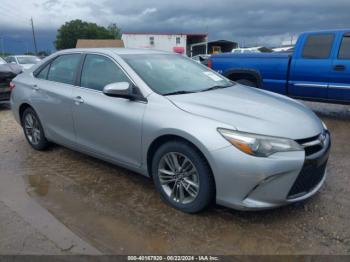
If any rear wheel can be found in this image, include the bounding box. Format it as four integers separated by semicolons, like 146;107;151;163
22;107;50;150
152;141;214;213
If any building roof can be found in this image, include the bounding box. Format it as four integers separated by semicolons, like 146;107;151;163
123;32;208;37
76;39;124;48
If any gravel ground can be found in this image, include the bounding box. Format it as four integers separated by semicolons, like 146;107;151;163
0;101;349;255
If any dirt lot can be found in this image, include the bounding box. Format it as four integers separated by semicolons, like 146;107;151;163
0;102;349;255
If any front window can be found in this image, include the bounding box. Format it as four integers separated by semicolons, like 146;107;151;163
80;54;130;91
121;54;233;95
17;56;41;65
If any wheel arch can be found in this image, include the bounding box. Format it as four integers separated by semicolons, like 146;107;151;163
19;103;33;126
224;68;263;88
146;134;215;187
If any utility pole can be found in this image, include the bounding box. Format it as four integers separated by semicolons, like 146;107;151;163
0;37;4;57
30;17;38;55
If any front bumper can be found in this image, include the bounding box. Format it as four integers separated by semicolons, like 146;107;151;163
210;132;331;210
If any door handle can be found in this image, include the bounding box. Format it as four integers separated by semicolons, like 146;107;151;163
334;65;346;71
32;84;39;91
74;96;84;104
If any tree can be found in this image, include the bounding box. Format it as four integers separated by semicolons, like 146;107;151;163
107;23;122;39
54;20;122;50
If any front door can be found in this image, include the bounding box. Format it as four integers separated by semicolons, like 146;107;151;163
72;54;146;167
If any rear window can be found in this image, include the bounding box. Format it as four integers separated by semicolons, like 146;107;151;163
302;34;334;59
338;36;350;60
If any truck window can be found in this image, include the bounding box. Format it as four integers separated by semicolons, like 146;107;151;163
302;34;334;59
338;36;350;60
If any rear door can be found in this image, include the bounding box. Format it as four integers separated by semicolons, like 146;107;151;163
32;53;82;145
328;32;350;102
289;33;335;99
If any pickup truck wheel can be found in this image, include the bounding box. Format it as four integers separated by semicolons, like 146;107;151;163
22;108;50;150
236;79;257;88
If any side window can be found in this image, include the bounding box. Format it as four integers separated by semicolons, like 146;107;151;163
150;36;154;46
338;36;350;60
6;57;15;63
302;34;334;59
81;54;130;91
47;54;81;85
176;37;181;45
36;63;50;80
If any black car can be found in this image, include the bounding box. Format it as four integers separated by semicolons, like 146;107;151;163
0;57;22;104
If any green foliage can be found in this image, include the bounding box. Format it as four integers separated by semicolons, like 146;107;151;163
54;20;122;50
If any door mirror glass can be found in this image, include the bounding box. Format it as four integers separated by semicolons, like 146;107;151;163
103;82;133;99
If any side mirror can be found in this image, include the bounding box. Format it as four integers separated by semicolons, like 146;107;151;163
103;82;134;99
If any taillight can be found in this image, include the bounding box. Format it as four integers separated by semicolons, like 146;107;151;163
9;82;15;90
207;59;212;69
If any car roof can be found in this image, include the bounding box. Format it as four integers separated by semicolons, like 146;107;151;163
302;29;350;35
57;48;172;56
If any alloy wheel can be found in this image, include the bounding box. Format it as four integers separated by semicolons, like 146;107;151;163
24;113;41;145
158;152;200;204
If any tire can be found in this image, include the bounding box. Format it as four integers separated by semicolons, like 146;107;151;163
22;107;50;150
236;79;257;88
152;140;215;213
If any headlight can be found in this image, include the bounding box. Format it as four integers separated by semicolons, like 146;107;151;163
217;128;303;157
321;121;328;131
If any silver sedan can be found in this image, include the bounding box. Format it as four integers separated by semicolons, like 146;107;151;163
10;48;331;213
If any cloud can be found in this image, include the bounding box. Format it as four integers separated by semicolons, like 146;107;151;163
0;0;350;52
142;8;157;16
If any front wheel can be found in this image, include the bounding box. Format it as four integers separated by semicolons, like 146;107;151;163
22;107;50;150
152;141;215;213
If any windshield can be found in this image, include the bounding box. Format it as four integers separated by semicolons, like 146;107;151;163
121;54;233;95
0;57;6;65
17;56;41;65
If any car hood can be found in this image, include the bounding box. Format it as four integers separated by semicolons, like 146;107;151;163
167;85;323;140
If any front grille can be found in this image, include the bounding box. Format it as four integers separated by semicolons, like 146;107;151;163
288;132;330;199
288;160;327;198
296;134;323;157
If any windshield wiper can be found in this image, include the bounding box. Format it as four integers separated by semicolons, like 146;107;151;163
200;84;233;92
163;90;197;96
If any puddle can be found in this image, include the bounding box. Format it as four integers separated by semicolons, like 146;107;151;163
27;175;50;196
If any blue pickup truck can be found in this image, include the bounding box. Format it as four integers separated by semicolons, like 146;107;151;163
209;29;350;104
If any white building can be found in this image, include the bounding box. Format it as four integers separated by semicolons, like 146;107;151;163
122;32;208;56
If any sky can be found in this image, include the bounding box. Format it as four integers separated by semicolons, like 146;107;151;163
1;0;350;54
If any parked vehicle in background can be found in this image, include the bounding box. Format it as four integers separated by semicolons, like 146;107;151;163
210;29;350;104
5;55;41;70
231;47;261;54
191;54;211;66
0;57;22;104
11;48;330;213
